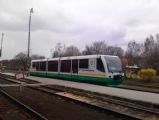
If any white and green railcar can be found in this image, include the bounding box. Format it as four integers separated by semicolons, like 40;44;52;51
30;55;124;86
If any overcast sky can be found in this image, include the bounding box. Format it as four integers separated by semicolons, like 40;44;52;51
0;0;159;59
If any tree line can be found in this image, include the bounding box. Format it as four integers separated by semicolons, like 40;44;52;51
0;53;45;71
52;41;124;58
125;34;159;72
1;33;159;73
52;34;159;73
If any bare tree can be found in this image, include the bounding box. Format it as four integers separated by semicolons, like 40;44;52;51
31;54;45;60
14;52;28;71
106;46;124;58
142;35;159;71
83;41;107;55
82;41;124;57
125;41;142;65
52;43;66;58
143;36;155;56
82;45;93;55
63;45;81;56
124;34;159;73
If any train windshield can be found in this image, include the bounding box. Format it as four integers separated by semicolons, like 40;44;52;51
104;56;123;73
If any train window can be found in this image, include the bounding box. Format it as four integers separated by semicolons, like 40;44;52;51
61;60;71;73
48;61;58;72
72;59;78;73
32;62;39;71
97;58;105;72
32;62;36;68
39;61;46;71
79;59;88;69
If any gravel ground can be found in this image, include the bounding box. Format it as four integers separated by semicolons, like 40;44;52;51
2;86;129;120
123;79;159;87
0;78;17;84
0;94;36;120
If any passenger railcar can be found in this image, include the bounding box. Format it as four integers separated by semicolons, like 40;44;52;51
30;55;124;86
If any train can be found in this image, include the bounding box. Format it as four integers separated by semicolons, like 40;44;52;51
30;55;124;86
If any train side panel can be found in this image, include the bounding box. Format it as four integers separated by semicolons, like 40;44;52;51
30;55;124;86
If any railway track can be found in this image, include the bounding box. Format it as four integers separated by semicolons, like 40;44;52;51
1;73;159;94
1;74;159;119
30;85;159;120
0;75;39;84
120;84;159;94
0;78;17;84
0;76;131;120
0;89;48;120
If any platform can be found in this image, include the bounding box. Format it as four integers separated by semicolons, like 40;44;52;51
1;72;159;105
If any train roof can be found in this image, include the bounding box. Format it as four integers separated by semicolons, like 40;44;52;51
31;55;118;62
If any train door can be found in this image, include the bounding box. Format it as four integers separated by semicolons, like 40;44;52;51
72;59;78;80
89;58;96;70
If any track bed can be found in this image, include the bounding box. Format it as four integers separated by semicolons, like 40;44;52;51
0;93;36;120
1;86;126;120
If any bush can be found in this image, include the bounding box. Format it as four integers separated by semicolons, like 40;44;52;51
125;69;140;79
138;68;157;81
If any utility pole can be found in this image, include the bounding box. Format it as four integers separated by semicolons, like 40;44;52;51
0;33;4;72
27;8;33;76
0;33;4;58
28;8;33;58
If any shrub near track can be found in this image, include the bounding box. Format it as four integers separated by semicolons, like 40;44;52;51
138;69;157;81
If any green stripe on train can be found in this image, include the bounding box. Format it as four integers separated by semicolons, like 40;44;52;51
30;72;123;86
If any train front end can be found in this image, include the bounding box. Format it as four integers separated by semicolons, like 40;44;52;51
102;55;124;86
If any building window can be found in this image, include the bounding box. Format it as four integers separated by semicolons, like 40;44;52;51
48;61;58;72
79;59;88;69
97;58;105;72
61;60;71;73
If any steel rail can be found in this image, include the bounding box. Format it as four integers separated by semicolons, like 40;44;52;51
40;85;159;114
1;75;159;119
30;86;145;120
1;74;159;94
0;76;19;84
0;89;48;120
118;85;159;94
